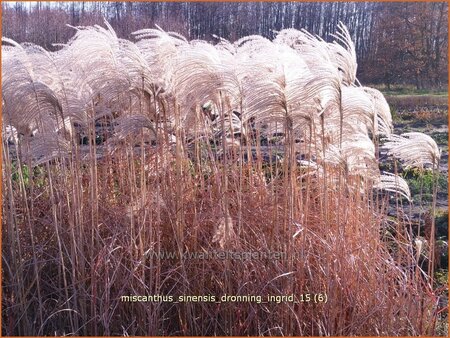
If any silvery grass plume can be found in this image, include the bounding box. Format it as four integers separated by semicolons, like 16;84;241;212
321;134;379;177
134;26;245;139
61;19;171;134
374;172;412;201
329;22;357;86
274;21;357;87
1;38;63;138
165;39;236;115
230;25;342;137
362;86;393;136
319;85;373;154
133;24;188;88
303;86;387;178
111;114;157;144
338;86;381;137
58;21;140;125
271;24;382;172
26;133;71;167
383;132;441;169
2;20;434;191
238;40;340;144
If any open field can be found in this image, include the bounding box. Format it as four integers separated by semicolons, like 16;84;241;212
385;95;448;112
371;84;448;96
370;85;448;111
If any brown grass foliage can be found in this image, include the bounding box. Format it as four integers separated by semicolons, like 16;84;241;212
2;150;440;335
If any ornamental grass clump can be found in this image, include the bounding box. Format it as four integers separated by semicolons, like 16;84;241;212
1;20;444;335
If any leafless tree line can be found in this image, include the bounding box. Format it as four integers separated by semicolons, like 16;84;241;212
1;2;448;88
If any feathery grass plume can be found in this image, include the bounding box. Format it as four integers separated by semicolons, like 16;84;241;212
336;86;375;136
339;134;378;177
307;86;379;176
112;114;157;142
49;36;115;127
310;89;363;161
133;25;188;90
59;22;131;113
362;86;393;136
274;28;331;65
239;44;313;128
213;34;236;54
315;137;377;180
2;39;63;137
233;34;273;55
273;29;343;156
274;29;342;111
329;21;357;86
374;172;412;201
26;133;71;166
167;41;234;114
383;132;441;169
14;42;65;96
415;237;426;261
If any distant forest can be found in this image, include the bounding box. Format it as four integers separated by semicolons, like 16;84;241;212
2;1;448;89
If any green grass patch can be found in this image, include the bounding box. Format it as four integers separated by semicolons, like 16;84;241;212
401;167;448;196
430;131;449;147
369;84;448;96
